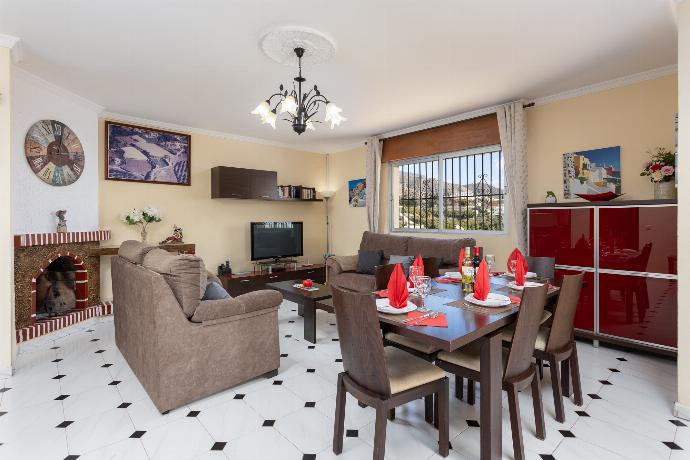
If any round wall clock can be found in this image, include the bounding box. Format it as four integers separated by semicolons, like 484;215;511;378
24;120;85;186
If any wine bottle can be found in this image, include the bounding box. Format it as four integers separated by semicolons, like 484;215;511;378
472;246;481;273
462;246;474;293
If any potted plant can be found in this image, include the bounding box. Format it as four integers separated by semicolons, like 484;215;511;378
640;147;676;199
120;206;162;242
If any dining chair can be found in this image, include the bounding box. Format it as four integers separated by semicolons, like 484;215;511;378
435;284;549;460
330;286;450;460
374;257;441;290
501;272;585;423
525;256;556;281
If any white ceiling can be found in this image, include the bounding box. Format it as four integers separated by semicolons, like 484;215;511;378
0;0;678;153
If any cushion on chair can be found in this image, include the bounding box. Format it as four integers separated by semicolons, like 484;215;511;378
118;240;157;265
143;249;206;317
356;249;384;275
500;310;553;344
534;327;550;351
384;333;440;355
436;343;508;373
384;347;446;394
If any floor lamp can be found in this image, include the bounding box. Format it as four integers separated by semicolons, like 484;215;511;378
322;191;334;282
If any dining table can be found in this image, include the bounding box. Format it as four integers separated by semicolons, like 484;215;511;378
377;274;561;460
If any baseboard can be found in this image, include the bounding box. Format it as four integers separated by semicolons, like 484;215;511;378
674;402;690;421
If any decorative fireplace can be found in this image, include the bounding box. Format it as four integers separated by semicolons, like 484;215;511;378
14;231;112;342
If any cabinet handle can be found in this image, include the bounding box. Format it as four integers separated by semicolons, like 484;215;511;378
269;275;278;279
307;270;314;274
239;279;250;283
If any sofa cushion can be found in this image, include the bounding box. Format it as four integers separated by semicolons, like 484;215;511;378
389;255;414;276
143;249;206;317
356;249;383;275
360;231;409;258
118;240;157;265
191;289;282;323
330;272;377;293
406;236;475;267
202;281;231;300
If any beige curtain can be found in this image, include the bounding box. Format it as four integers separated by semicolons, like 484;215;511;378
497;102;528;252
365;136;382;233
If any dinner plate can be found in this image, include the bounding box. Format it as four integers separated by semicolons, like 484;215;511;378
464;292;512;307
504;271;537;279
375;298;417;314
507;281;544;291
444;271;462;279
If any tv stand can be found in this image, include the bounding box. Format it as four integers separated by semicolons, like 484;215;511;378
253;259;299;274
220;263;326;297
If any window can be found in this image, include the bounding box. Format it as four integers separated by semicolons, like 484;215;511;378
390;146;505;233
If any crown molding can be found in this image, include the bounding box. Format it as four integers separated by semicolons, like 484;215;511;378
13;67;105;113
531;64;678;106
0;34;20;49
100;111;326;154
0;34;23;63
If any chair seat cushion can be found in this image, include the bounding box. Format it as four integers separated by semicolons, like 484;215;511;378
385;347;446;394
500;310;552;345
330;272;376;293
436;343;508;373
384;332;439;355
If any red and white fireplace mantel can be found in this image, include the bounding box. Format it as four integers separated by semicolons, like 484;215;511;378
14;230;112;343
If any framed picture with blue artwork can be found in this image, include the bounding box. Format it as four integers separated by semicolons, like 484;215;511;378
348;178;366;207
105;121;191;186
562;146;621;198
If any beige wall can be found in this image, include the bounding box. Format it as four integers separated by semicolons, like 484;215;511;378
99;120;327;300
329;74;678;272
676;0;690;413
327;147;369;255
527;74;678;202
0;48;15;373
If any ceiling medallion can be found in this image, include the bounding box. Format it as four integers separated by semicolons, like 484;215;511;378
252;27;345;135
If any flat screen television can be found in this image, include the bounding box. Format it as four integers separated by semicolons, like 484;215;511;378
250;221;304;261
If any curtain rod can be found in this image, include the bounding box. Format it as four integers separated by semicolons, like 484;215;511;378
365;102;534;145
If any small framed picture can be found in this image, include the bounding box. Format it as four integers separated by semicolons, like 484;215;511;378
348;178;366;207
105;121;191;186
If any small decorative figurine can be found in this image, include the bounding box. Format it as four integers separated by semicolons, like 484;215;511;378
545;191;558;203
160;225;184;244
218;259;232;276
55;210;68;233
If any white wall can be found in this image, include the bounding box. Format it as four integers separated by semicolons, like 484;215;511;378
11;68;101;234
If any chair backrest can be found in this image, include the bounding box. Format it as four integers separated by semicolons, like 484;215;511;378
546;272;584;352
525;256;555;281
504;284;548;381
374;258;441;290
331;286;392;397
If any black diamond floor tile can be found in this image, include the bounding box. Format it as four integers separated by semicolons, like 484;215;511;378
187;410;201;417
211;441;227;451
307;369;316;373
55;395;70;401
263;420;275;427
0;411;7;417
575;411;590;417
616;357;628;362
108;381;122;386
285;334;293;338
308;346;316;349
118;403;131;408
588;393;602;399
335;359;343;363
50;346;60;350
273;380;283;385
305;402;316;408
280;354;288;358
332;338;339;342
599;380;612;385
56;421;73;428
0;387;10;392
64;455;80;460
161;410;170;415
467;420;480;428
302;455;316;460
90;338;100;342
670;419;687;427
52;375;66;380
559;430;575;438
130;431;146;438
52;358;63;363
663;441;683;450
234;394;246;399
94;350;105;354
101;364;113;368
539;455;556;460
289;320;295;323
608;368;620;373
346;429;358;437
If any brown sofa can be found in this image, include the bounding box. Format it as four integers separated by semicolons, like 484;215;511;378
112;241;282;413
327;231;476;292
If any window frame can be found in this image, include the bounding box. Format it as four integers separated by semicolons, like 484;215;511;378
388;144;509;236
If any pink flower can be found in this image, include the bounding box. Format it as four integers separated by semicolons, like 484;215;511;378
661;165;674;176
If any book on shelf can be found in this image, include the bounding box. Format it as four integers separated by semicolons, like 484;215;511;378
276;185;316;200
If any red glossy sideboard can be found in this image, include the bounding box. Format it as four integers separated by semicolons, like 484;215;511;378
528;200;677;354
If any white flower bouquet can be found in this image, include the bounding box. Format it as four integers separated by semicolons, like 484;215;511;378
120;206;162;242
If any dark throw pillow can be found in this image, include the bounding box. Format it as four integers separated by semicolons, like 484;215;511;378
388;255;415;276
356;250;384;275
202;281;231;300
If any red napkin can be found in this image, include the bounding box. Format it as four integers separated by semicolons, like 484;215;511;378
474;260;490;301
509;296;521;304
387;263;409;308
458;248;465;271
514;252;526;286
507;248;529;273
409;255;425;287
405;311;448;327
375;290;388;297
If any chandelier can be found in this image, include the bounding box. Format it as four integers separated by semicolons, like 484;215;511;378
251;47;346;135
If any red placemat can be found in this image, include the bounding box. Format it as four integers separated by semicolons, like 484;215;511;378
435;277;461;284
405;311;448;327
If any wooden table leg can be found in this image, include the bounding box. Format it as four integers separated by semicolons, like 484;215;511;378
298;304;304;316
303;300;317;343
480;332;502;460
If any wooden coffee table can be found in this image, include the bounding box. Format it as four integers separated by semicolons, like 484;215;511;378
266;280;332;343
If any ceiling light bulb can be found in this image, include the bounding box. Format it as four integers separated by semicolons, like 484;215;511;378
262;110;277;129
306;121;316;131
280;96;298;116
324;102;346;129
251;100;270;118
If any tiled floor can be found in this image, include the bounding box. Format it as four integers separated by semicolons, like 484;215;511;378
0;301;686;460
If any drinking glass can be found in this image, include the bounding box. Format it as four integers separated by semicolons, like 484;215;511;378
485;254;496;273
509;259;517;274
415;275;432;313
409;265;423;292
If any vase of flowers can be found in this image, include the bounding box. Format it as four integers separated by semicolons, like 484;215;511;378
640;147;676;199
120;206;162;242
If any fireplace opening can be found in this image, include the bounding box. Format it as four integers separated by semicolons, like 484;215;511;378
35;256;78;319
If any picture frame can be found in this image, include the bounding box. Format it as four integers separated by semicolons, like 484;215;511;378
348;178;366;207
562;146;621;198
104;120;192;186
